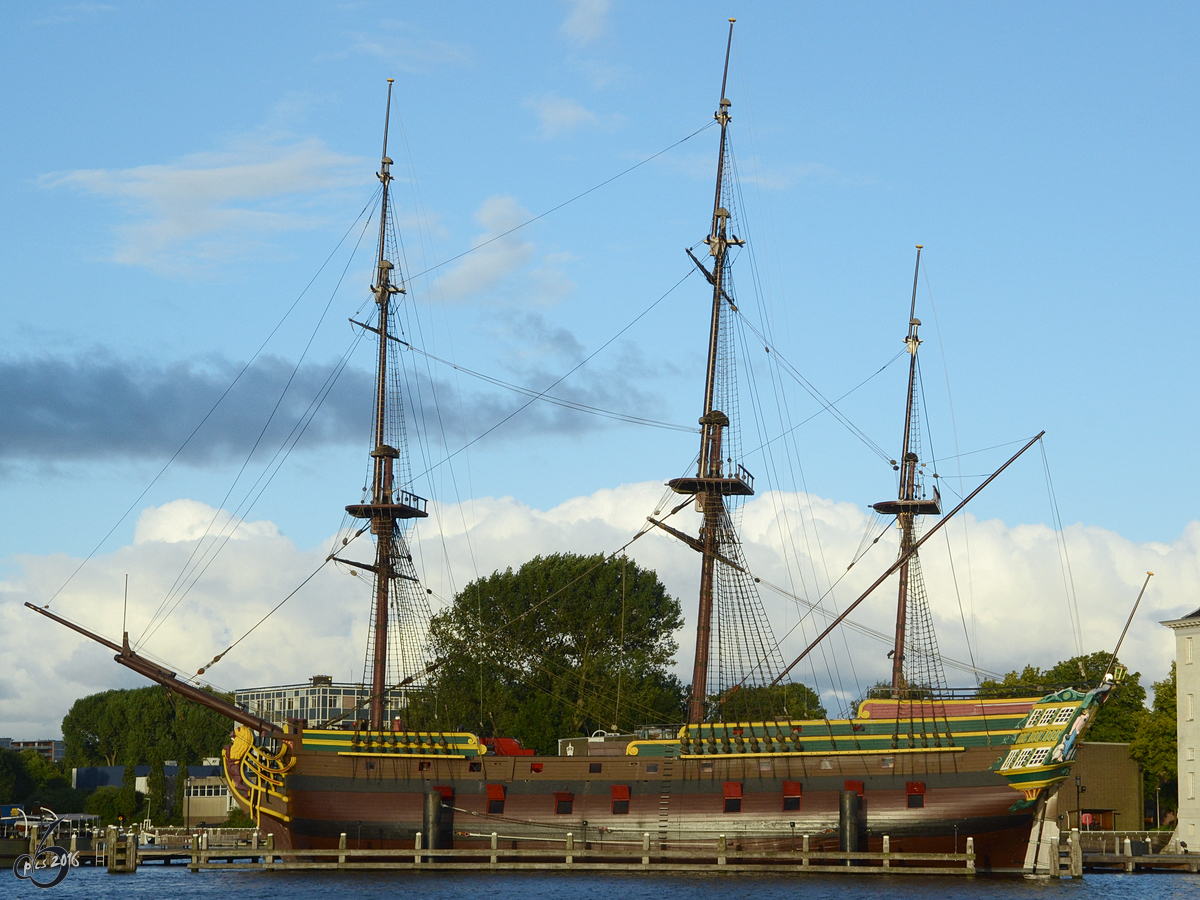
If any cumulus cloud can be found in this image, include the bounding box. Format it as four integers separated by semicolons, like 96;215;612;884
43;138;361;271
4;486;1190;737
560;0;610;45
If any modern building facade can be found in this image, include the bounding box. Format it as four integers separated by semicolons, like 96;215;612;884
1163;607;1199;845
234;674;412;729
0;739;65;762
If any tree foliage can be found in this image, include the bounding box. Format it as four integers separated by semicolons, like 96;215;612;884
62;686;233;768
0;749;88;813
978;650;1147;742
406;553;687;754
1130;662;1177;816
717;682;826;723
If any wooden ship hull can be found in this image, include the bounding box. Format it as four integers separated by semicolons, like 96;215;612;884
224;691;1107;873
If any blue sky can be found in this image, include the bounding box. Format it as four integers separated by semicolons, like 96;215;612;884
1;2;1197;735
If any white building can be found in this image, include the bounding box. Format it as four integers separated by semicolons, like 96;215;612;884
235;674;412;729
1162;606;1200;846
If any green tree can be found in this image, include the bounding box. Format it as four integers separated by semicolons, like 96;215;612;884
117;762;138;823
1043;652;1147;742
1131;662;1177;823
978;651;1147;742
62;686;232;768
717;682;827;723
85;786;122;825
146;759;166;823
408;553;687;753
169;766;188;826
0;749;38;805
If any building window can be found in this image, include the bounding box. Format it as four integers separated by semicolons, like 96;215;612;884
880;757;894;769
554;791;574;815
486;784;505;814
418;761;431;771
723;782;742;813
1188;748;1196;762
1187;636;1193;664
701;761;714;773
1189;694;1195;722
782;781;801;812
611;785;630;815
589;763;602;773
1190;772;1196;801
469;761;482;772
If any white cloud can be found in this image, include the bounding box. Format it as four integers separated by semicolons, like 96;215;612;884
431;195;538;302
523;95;624;139
560;0;610;46
524;95;598;139
43;137;361;272
352;23;472;73
4;486;1189;738
31;3;114;26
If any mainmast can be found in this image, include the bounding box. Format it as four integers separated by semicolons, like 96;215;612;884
667;20;754;725
871;246;942;696
343;79;429;731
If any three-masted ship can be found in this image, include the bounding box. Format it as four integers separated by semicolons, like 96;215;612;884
31;26;1120;874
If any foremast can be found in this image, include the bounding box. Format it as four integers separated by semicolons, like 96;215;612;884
667;20;755;725
343;79;429;731
871;247;944;697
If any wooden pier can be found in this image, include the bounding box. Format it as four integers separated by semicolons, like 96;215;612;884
167;832;978;875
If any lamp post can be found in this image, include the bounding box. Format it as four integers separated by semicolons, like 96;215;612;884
1080;772;1089;835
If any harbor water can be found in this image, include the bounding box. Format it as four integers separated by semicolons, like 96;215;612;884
10;867;1200;899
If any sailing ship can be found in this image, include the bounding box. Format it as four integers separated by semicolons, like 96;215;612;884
29;24;1122;874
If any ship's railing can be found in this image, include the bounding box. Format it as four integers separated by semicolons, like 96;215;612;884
177;831;977;875
397;489;427;514
735;463;754;492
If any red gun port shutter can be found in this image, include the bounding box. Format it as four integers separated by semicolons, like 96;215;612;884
486;784;505;814
782;780;802;812
433;786;453;800
611;784;631;815
844;780;864;797
723;782;742;813
906;782;926;809
554;791;574;815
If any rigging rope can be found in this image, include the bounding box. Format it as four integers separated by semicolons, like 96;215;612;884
401;122;717;283
411;269;696;481
42;186;383;610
